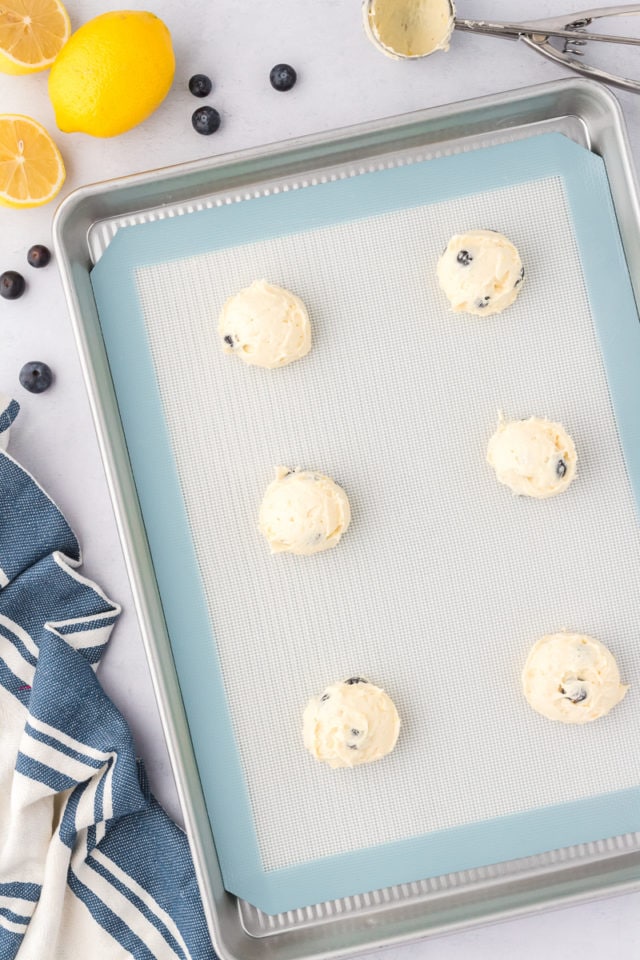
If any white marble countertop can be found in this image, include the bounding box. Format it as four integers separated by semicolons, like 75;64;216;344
1;0;640;956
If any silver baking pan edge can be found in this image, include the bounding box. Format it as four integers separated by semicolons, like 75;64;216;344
53;78;640;960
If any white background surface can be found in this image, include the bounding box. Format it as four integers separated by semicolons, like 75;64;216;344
1;0;640;956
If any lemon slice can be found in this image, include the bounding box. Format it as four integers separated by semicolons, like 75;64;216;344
0;0;71;75
0;115;66;208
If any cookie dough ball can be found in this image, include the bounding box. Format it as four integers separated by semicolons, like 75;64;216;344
218;280;311;369
437;230;524;316
259;467;351;555
522;632;628;724
303;677;401;768
487;416;577;499
363;0;455;59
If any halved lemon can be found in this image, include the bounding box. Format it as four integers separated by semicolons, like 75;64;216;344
0;115;66;208
0;0;71;75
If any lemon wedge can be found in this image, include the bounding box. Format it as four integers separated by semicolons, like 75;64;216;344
0;0;71;75
0;115;66;208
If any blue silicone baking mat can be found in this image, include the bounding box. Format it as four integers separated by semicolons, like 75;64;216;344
90;132;640;915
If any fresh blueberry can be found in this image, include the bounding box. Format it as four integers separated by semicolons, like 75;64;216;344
223;334;234;346
515;265;525;287
192;106;221;135
1;271;26;300
345;677;367;685
456;250;472;266
188;74;213;97
27;245;51;268
270;63;297;91
556;459;567;478
19;361;53;394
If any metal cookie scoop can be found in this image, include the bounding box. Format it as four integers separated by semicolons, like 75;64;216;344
364;1;640;93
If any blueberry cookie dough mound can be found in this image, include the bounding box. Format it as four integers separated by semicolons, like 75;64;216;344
259;467;351;555
487;415;577;499
437;230;524;316
522;632;628;724
303;677;401;768
218;279;311;368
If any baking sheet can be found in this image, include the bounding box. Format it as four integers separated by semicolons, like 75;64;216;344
89;132;640;915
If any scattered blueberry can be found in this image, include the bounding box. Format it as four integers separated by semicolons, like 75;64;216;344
0;270;26;300
556;459;567;478
223;334;234;346
515;265;525;287
345;677;367;685
192;106;221;135
188;74;213;98
270;63;297;92
19;361;53;394
27;244;51;268
456;250;472;266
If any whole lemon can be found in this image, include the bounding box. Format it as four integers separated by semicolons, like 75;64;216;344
48;10;175;137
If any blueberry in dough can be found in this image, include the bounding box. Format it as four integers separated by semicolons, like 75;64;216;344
522;632;628;723
561;684;588;703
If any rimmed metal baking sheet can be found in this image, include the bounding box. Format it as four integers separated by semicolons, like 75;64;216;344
53;79;640;959
88;130;640;913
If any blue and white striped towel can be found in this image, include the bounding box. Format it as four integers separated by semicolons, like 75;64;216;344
0;398;216;960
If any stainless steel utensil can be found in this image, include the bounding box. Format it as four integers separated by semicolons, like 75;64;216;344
456;5;640;93
364;1;640;92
